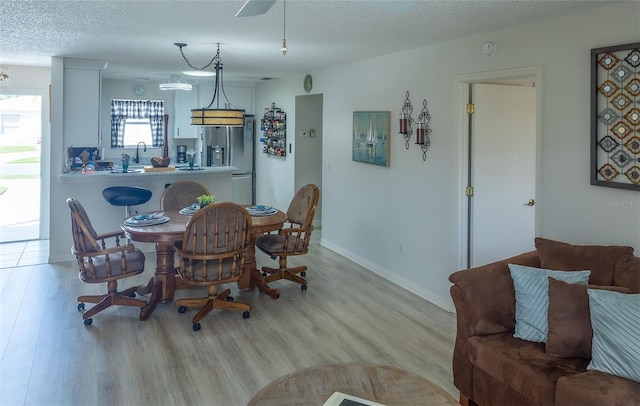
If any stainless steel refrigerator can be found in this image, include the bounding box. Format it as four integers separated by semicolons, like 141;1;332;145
201;115;255;205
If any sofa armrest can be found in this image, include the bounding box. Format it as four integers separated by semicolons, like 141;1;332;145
449;251;540;335
450;284;475;400
449;251;540;402
614;255;640;293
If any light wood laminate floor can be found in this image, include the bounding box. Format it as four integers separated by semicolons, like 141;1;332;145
0;232;457;405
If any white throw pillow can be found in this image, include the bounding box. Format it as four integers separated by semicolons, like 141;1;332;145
587;289;640;383
508;264;590;343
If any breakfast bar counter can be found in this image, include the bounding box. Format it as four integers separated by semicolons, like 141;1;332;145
52;166;236;263
58;165;237;183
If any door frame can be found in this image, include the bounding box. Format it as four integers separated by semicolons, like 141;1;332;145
453;66;543;270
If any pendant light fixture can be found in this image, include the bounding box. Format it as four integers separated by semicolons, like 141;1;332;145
281;0;287;55
174;42;245;127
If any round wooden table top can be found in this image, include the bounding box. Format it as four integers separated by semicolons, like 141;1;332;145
121;208;287;243
247;362;458;406
248;209;287;234
121;210;187;244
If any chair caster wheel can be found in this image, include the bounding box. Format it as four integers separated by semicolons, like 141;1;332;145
301;284;308;291
78;303;85;311
84;318;93;326
262;272;267;277
178;306;187;313
301;271;306;277
225;296;234;302
242;311;250;319
128;292;137;298
192;323;201;331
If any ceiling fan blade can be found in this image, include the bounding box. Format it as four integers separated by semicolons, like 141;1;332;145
235;0;277;17
358;0;417;14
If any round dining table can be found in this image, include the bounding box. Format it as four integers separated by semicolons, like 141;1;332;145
122;208;286;320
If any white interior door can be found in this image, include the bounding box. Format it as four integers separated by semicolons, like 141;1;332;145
470;83;536;267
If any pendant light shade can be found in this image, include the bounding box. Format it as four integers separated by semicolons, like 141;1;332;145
191;109;244;126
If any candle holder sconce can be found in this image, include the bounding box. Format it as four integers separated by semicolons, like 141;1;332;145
415;99;432;161
398;91;413;149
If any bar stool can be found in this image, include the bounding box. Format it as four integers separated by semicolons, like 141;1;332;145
102;186;152;217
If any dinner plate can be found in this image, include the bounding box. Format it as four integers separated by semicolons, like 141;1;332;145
179;204;201;216
246;205;278;216
123;214;170;226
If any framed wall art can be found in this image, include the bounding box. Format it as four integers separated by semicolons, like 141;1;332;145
352;111;390;167
591;42;640;190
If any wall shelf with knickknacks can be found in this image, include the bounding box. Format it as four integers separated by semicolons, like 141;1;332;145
260;103;286;156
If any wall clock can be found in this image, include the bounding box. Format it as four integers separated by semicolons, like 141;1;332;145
303;74;312;93
134;85;145;96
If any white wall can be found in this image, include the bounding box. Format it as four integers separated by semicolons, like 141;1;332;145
100;78;177;161
255;2;640;311
99;80;255;163
255;82;299;209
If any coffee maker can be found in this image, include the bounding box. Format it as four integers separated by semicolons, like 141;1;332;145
176;145;187;163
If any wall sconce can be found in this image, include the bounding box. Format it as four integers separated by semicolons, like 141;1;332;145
398;91;413;149
415;99;432;161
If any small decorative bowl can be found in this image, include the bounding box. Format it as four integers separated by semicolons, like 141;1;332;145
150;157;171;167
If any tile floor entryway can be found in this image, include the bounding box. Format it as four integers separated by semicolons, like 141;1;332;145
0;239;49;268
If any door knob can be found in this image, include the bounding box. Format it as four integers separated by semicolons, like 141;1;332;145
524;199;535;206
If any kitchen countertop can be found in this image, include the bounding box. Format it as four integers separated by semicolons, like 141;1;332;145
58;165;237;183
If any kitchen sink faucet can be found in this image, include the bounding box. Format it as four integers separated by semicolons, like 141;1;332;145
135;141;147;164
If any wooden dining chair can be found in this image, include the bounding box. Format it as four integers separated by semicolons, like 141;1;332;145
67;198;147;325
160;180;210;211
175;202;253;331
256;184;319;291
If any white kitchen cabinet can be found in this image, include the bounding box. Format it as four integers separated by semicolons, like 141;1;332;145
63;59;105;146
174;89;198;139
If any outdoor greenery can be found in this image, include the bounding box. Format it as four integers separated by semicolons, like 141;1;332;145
0;145;37;153
0;174;38;180
9;157;40;164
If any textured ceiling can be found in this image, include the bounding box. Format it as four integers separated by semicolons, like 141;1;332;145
0;0;615;85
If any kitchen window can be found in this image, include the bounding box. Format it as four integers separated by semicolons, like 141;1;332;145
110;99;164;148
122;118;153;147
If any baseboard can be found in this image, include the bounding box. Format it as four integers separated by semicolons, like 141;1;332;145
320;238;455;313
49;253;75;263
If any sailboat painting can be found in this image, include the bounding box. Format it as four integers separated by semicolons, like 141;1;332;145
352;111;390;167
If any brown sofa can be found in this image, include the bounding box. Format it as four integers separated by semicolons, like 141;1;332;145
449;238;640;406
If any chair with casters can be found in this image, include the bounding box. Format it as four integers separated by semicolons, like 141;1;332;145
67;198;147;325
256;184;319;291
160;180;210;211
102;186;152;217
175;202;252;331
